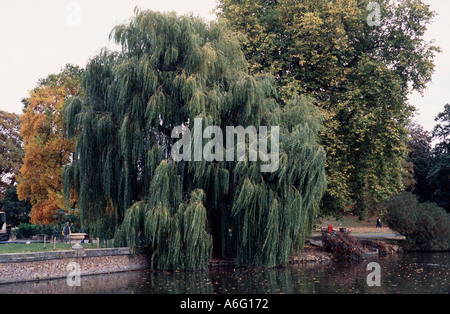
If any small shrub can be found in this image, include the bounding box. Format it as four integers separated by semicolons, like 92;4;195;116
39;224;60;237
384;192;450;251
14;223;39;239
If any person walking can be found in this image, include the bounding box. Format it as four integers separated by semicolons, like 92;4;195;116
376;217;383;228
63;223;71;243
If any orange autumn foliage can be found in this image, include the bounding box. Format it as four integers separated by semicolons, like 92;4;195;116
17;66;82;224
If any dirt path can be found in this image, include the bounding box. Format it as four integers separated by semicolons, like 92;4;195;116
314;215;404;239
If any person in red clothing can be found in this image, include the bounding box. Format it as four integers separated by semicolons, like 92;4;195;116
328;224;333;234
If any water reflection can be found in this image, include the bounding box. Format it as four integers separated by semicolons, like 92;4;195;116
1;252;448;294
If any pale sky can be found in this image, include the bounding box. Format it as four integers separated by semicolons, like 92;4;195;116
0;0;449;135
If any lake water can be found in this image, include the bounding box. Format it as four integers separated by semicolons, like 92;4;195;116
1;252;448;294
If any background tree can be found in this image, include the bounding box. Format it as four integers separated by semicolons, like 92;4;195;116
0;111;23;197
218;0;439;217
406;121;433;202
428;104;450;212
0;186;31;226
16;65;82;224
63;10;327;269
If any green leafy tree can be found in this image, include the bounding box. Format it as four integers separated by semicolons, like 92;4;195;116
0;111;23;196
0;186;31;226
406;121;433;202
428;104;450;212
63;10;327;269
218;0;439;217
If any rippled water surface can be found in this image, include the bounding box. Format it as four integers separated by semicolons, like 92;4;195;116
1;252;448;294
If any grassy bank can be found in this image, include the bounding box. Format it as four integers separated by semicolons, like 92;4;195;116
0;242;108;255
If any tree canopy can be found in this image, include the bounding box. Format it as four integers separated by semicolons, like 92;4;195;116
428;104;450;212
63;9;327;269
218;0;439;217
406;121;433;202
16;65;82;224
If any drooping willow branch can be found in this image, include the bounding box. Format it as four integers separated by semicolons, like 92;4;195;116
63;9;326;269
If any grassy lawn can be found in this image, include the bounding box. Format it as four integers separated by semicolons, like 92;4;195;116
0;242;108;255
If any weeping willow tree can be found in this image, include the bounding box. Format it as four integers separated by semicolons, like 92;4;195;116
63;9;327;269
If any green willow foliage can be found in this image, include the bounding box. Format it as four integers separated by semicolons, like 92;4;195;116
63;9;326;269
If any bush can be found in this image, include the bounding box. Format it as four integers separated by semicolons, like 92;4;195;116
39;224;61;237
384;192;450;251
14;223;64;239
14;223;39;239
